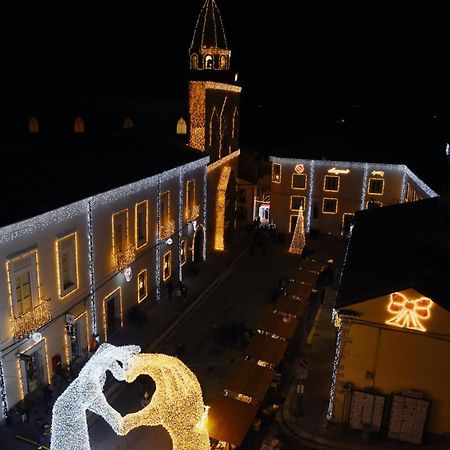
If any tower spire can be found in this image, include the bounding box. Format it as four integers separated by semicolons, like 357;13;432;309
189;0;230;71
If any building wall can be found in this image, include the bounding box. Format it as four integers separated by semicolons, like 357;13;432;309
269;158;437;236
0;158;208;421
332;289;450;434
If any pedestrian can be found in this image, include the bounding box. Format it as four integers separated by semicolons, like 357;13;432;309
166;280;174;300
141;391;151;408
182;283;188;302
43;384;53;415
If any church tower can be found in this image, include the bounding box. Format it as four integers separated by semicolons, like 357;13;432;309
188;0;241;251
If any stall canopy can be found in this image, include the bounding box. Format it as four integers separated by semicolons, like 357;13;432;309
274;295;306;318
244;333;288;367
285;280;314;299
257;311;299;340
222;360;275;402
207;394;259;446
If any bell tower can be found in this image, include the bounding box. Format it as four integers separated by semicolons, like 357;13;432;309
189;0;231;71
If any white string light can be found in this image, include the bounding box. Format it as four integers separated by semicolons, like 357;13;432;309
178;167;185;282
327;320;342;421
156;175;162;301
0;356;9;420
359;163;369;210
203;166;208;261
307;160;315;232
87;200;97;335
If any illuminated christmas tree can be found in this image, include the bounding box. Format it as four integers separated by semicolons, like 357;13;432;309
289;206;305;255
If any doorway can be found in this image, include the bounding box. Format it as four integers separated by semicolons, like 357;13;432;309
193;225;205;263
341;213;355;237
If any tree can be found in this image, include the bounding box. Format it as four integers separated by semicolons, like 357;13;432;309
289;206;305;255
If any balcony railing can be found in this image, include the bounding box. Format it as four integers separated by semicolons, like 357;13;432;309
185;205;200;222
160;219;176;241
114;245;136;271
12;297;52;339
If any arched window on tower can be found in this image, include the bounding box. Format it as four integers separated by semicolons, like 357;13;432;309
74;117;85;134
28;116;39;133
177;117;187;135
205;54;213;70
232;107;239;139
220;55;227;70
190;54;198;70
209;108;220;151
123;117;134;129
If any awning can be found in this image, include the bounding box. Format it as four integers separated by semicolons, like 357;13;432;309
285;281;314;299
244;333;288;367
274;296;306;318
207;394;259;446
258;312;299;340
222;360;275;402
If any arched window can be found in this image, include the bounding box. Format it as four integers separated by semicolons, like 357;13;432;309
209;108;219;151
123;117;134;129
28;116;39;133
205;54;213;70
232;107;239;139
177;117;187;135
190;54;198;70
220;55;227;70
74;117;85;134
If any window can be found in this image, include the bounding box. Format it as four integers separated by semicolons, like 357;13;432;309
272;163;281;183
324;175;340;192
322;198;338;214
220;55;227;69
74;117;85;134
181;239;187;266
205;54;213;69
7;251;39;317
123;117;134;129
56;233;79;298
289;215;298;233
366;200;382;209
191;54;198;70
137;269;148;303
185;179;198;221
112;210;128;254
163;251;171;281
177;117;187;135
160;191;170;227
292;174;307;190
29;116;39;133
368;178;384;195
290;196;305;211
135;201;148;250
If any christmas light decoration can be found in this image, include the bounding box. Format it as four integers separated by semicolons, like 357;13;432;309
385;292;432;332
307;161;315;233
322;198;338;214
323;175;340;192
404;167;438;198
0;356;9;419
123;267;132;282
122;352;210;450
51;343;141;450
215;166;232;250
163;251;172;281
178;168;185;282
55;232;79;299
327;320;342;420
446;143;450;156
295;164;304;174
137;269;148;303
135;200;149;250
367;177;384;195
371;170;384;177
207;149;240;173
156;174;162;301
328;168;350;175
203;166;208;261
289;207;305;255
291;173;307;190
87;200;97;334
359;163;369;210
102;288;123;341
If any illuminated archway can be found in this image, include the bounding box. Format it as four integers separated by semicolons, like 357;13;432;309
215;166;232;251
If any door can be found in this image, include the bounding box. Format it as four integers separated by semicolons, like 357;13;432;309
107;297;116;335
71;322;81;361
341;213;355;237
25;351;41;393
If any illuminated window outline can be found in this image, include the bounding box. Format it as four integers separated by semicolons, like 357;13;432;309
209;107;219;148
181;239;187;266
137;269;148;303
102;287;123;342
322;198;338;214
112;209;129;260
289;214;299;233
323;175;340;192
29;116;39;133
17;337;51;399
160;190;170;226
367;177;384;195
292;173;307;190
74;117;85;134
341;213;355;235
6;249;41;319
64;311;90;365
185;179;196;221
385;292;432;332
290;195;306;211
272;163;282;184
135;200;149;250
220;55;227;69
55;232;79;299
177;117;187;135
365;200;383;209
163;251;172;281
191;53;199;70
204;54;213;69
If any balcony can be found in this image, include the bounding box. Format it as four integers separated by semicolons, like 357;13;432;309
160;219;176;241
114;245;136;271
185;205;200;222
12;297;52;339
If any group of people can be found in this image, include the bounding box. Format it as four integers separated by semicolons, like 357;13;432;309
213;322;251;350
165;280;188;304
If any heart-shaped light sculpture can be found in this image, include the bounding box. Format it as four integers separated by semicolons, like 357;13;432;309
50;343;209;450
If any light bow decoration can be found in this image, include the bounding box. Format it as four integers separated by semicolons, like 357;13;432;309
385;292;432;332
51;344;210;450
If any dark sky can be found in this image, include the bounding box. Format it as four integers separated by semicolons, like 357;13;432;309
2;1;449;145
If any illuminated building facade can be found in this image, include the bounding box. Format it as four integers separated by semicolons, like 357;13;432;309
0;148;208;422
328;199;450;442
269;157;437;236
189;0;241;250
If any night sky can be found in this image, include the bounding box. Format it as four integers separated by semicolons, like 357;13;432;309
2;2;449;155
